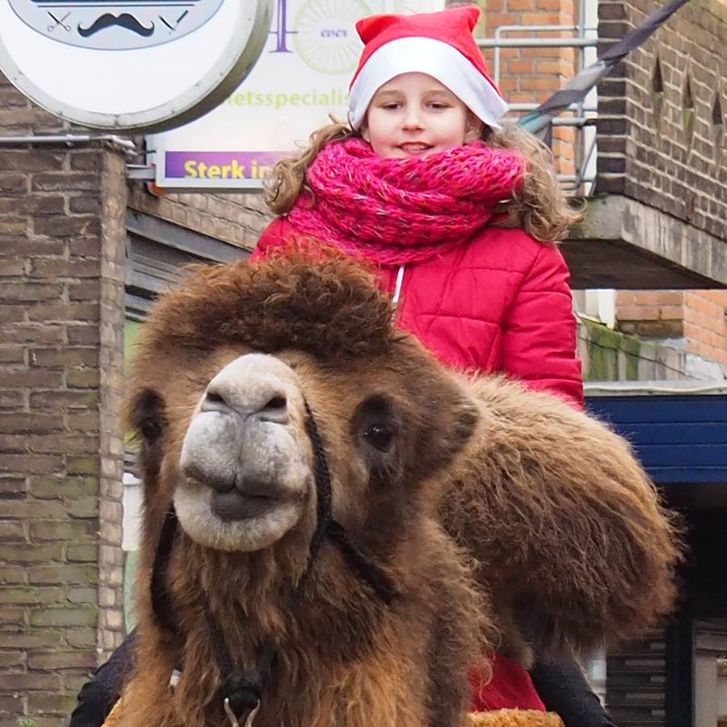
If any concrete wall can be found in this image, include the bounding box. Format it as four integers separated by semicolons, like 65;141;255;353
579;318;699;381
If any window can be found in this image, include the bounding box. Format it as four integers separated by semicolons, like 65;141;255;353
694;619;727;727
122;212;247;629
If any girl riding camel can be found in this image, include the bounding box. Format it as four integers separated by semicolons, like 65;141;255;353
71;7;617;727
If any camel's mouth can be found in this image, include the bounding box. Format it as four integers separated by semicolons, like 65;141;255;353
174;476;309;552
211;490;289;522
183;467;303;524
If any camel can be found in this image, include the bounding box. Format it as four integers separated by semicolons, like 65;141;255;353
115;251;680;727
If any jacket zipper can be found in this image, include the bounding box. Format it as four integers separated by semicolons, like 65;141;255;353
392;264;406;308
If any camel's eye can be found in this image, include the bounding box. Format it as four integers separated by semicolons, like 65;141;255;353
131;389;166;445
139;418;162;443
363;422;395;452
355;395;400;456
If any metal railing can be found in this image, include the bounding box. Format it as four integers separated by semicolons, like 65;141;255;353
476;13;600;196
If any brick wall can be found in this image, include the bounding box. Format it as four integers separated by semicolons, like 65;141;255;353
0;57;275;724
127;185;269;251
616;290;727;374
595;0;727;379
97;153;128;657
682;291;727;370
475;0;580;177
0;72;127;726
597;0;727;241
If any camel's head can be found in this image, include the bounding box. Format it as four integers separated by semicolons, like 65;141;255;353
126;252;478;560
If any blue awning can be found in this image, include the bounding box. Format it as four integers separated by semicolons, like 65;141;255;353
586;394;727;485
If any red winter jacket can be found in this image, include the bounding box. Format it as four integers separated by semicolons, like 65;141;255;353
254;217;583;712
255;218;583;407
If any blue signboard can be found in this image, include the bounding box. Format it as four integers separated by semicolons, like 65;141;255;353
587;395;727;484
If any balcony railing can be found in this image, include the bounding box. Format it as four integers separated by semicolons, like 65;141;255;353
476;16;599;196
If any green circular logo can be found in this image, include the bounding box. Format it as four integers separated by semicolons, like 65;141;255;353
294;0;370;75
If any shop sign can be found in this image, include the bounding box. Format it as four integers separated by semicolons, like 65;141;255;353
0;0;273;131
150;0;443;190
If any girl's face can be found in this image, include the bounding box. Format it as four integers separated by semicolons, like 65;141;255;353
362;72;482;159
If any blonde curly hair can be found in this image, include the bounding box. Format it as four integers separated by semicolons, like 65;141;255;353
264;119;581;242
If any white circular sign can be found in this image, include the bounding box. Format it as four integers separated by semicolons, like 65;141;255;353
0;0;274;132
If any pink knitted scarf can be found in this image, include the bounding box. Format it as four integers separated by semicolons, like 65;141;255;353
287;138;526;265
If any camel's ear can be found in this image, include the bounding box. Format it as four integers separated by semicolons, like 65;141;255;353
444;395;480;460
394;342;482;481
412;389;480;481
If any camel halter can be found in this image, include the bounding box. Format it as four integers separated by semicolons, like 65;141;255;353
150;401;398;727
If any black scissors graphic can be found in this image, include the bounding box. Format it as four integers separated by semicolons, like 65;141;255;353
47;11;71;32
159;10;189;32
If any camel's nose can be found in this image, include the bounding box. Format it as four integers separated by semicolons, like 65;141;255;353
200;354;293;423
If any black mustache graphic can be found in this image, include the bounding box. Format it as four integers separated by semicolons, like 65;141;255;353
78;13;155;38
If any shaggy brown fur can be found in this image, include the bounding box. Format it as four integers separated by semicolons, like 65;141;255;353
125;252;491;727
440;376;681;661
122;251;680;727
135;248;398;361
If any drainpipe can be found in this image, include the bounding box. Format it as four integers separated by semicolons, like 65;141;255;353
0;133;138;155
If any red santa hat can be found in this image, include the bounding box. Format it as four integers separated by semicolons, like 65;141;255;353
348;6;507;130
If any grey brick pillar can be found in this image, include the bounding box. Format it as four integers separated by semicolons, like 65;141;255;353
0;73;129;726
